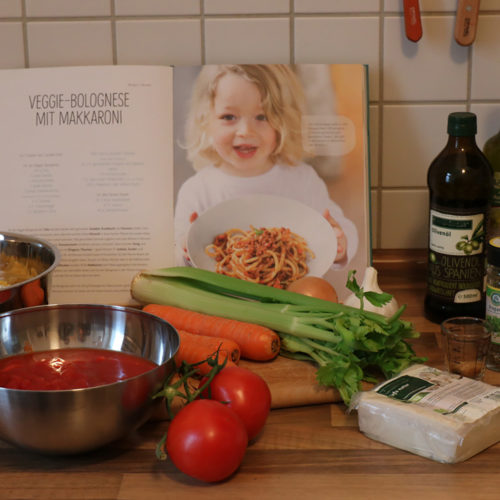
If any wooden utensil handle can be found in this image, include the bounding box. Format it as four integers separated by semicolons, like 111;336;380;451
403;0;423;42
455;0;480;46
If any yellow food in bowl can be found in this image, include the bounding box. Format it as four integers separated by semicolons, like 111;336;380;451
0;255;41;288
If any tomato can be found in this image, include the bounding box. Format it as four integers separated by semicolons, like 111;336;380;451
200;366;271;441
166;399;247;483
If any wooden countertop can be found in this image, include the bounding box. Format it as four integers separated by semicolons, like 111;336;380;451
2;249;500;500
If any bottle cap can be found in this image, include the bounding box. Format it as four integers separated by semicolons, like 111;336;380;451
487;237;500;267
447;112;477;136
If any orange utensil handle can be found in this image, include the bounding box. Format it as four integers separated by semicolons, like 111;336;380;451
403;0;423;42
455;0;480;46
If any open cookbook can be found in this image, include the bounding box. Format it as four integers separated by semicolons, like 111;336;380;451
0;63;371;304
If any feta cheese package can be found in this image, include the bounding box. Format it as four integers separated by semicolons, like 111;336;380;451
350;364;500;463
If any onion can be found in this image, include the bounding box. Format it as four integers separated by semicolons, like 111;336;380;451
286;276;338;302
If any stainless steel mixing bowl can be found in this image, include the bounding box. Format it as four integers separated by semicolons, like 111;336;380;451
0;232;60;313
0;304;179;455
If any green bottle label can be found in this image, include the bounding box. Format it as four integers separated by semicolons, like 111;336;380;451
427;209;485;303
486;284;500;345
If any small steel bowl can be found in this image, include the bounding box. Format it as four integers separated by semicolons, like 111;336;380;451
0;232;60;313
0;304;179;455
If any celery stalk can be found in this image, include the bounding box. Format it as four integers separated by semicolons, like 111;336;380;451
142;266;392;324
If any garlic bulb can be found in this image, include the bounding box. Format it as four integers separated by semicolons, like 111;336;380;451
343;266;399;317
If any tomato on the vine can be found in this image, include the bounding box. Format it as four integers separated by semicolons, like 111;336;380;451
166;399;247;483
200;365;271;441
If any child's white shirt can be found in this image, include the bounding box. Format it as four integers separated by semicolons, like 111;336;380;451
174;162;359;267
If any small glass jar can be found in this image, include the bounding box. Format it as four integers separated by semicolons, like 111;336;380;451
485;237;500;371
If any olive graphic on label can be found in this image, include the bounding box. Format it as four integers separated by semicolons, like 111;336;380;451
455;220;484;255
457;239;478;254
464;243;473;254
429;252;436;263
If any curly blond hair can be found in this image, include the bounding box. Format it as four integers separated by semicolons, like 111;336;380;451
185;64;307;170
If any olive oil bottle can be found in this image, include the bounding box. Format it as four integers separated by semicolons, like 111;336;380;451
425;112;493;324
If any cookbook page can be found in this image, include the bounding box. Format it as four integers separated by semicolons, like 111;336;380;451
0;65;174;305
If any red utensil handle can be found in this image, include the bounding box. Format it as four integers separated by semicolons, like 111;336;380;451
404;0;423;42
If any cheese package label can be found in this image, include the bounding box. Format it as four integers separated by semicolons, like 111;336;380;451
351;364;500;463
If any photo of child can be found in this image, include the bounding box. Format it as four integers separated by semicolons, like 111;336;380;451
173;64;362;278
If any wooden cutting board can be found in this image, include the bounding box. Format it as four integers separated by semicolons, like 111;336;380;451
240;356;372;409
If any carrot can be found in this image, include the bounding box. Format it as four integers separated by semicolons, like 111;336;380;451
143;304;280;361
175;329;240;375
21;279;45;307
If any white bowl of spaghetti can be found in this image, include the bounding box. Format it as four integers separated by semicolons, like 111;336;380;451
186;194;337;289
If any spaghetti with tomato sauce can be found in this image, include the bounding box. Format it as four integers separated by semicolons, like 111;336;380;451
204;226;315;289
